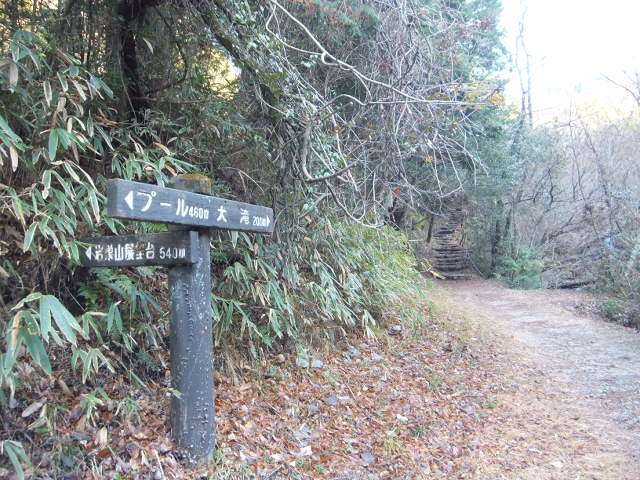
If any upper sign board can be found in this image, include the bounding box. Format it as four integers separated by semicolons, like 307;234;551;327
107;179;274;233
81;231;199;268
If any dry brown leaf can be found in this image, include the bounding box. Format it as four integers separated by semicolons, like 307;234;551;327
95;427;108;448
21;401;44;418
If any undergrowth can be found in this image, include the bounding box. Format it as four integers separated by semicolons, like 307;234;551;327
0;21;424;479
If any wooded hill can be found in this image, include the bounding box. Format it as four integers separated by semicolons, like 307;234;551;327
1;0;638;477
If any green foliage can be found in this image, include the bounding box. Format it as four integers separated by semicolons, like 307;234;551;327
0;29;187;257
2;293;83;394
602;299;624;318
71;347;115;384
599;298;639;329
211;222;425;355
115;396;142;424
495;246;544;290
305;1;382;42
382;429;402;456
80;388;111;426
0;29;187;474
0;440;31;480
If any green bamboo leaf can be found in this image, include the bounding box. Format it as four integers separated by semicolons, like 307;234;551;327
39;295;82;345
62;161;81;182
0;112;22;143
87;188;100;223
23;223;38;251
69;241;79;263
82;349;93;382
11;292;42;311
43;80;52;107
48;129;59;161
8;61;18;88
38;295;52;343
106;304;121;333
23;332;52;374
57;129;72;148
2;440;28;480
41;170;52;199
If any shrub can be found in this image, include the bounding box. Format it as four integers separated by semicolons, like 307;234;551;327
496;246;544;290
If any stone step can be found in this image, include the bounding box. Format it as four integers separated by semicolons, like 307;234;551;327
442;272;471;280
435;266;466;272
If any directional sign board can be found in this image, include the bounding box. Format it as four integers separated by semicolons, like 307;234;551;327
107;179;274;233
80;231;199;268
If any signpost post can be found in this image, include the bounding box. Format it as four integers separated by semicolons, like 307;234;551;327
81;175;274;464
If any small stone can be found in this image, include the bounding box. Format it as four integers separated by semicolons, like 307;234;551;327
311;359;324;369
70;432;90;443
347;346;361;358
61;454;75;469
388;325;403;335
307;403;320;414
324;395;339;406
292;424;312;445
550;461;563;470
396;414;409;423
158;443;172;454
361;452;375;465
125;442;139;453
153;470;163;480
296;357;310;369
264;366;280;378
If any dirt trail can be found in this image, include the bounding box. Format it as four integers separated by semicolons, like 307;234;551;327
437;278;640;478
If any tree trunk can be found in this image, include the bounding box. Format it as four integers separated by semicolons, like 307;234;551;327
117;0;159;120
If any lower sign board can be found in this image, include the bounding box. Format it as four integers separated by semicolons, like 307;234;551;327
80;231;199;268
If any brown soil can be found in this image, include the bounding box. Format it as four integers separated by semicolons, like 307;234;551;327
435;278;640;479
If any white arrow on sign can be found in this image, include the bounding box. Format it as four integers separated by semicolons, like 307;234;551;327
125;191;134;210
85;246;92;260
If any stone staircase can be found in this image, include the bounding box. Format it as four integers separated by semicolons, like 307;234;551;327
431;209;470;280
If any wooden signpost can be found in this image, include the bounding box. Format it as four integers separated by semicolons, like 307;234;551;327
107;179;272;232
81;175;274;464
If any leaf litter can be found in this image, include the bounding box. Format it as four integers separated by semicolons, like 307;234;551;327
4;285;639;479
